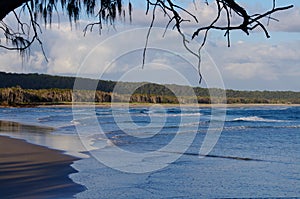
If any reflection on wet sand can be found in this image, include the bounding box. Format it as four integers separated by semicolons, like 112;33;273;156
0;120;91;158
0;120;54;133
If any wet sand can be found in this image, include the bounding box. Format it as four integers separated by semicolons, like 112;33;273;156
0;135;85;198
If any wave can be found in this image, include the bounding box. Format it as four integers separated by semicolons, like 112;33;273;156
167;108;181;114
285;125;300;128
161;150;263;162
224;124;300;131
154;112;202;117
37;114;73;123
112;112;202;118
179;112;202;117
231;116;284;123
125;121;204;131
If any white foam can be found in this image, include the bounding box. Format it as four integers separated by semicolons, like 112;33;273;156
232;116;283;122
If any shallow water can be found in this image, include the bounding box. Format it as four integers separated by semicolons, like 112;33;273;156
0;106;299;197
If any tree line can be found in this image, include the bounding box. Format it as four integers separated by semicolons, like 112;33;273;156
0;72;299;106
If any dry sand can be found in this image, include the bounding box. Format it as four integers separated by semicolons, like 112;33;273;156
0;135;85;198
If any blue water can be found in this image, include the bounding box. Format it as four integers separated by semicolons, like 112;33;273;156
0;105;299;197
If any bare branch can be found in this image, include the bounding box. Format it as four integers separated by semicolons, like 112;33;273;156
144;0;293;83
0;0;294;83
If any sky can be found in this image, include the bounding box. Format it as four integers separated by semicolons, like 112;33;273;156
0;0;300;91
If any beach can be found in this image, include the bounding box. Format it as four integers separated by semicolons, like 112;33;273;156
0;135;85;198
0;105;299;198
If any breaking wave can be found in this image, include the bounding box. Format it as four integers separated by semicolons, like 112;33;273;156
231;116;284;123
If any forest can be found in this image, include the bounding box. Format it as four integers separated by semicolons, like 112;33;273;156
0;72;299;106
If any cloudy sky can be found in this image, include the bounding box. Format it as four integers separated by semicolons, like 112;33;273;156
0;0;299;91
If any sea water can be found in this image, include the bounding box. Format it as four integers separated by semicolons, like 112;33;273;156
0;106;299;197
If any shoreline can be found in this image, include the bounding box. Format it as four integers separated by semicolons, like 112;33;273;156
1;102;299;108
41;103;300;108
0;135;86;198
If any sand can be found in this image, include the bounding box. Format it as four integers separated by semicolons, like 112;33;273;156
0;135;85;198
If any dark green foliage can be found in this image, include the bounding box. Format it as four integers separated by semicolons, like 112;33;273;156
30;0;130;24
0;72;116;92
0;72;300;105
226;89;300;103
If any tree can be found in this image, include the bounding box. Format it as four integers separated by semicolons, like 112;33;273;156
0;1;293;80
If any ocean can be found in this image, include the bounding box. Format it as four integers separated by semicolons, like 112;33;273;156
0;105;299;198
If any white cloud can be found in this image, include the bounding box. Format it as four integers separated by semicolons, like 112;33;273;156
268;6;300;32
0;51;24;73
205;39;300;90
0;2;299;91
224;63;278;80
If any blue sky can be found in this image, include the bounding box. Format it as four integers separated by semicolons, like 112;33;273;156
0;1;299;91
240;0;299;7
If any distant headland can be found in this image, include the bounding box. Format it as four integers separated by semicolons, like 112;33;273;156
0;72;299;107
